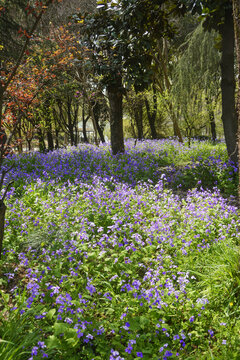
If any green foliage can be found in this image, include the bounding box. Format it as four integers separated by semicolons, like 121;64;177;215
172;22;221;139
75;0;177;91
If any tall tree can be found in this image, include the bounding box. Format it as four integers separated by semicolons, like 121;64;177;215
185;0;238;162
232;0;240;200
76;0;178;154
0;0;61;259
172;23;221;142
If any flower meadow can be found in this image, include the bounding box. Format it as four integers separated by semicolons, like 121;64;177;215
0;139;239;360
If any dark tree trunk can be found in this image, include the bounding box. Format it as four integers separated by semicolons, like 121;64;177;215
145;86;158;139
53;113;60;149
145;98;157;139
0;200;6;259
47;129;54;151
27;139;31;151
45;98;54;151
232;0;240;201
220;7;238;163
93;102;105;143
0;127;7;152
95;117;105;143
107;76;124;155
37;127;46;153
73;105;79;146
82;105;89;143
67;100;74;146
206;97;217;142
74;120;78;146
134;102;143;140
55;128;59;149
69;126;75;146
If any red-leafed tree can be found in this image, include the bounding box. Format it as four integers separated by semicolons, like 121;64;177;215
0;0;62;259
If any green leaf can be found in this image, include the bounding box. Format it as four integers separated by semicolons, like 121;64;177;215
46;335;60;349
53;322;69;336
65;336;79;347
46;308;56;320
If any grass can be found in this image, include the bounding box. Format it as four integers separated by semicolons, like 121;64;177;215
0;139;239;360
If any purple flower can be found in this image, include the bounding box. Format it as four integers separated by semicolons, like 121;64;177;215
86;282;96;295
31;346;38;356
125;346;132;354
208;329;214;337
37;341;46;349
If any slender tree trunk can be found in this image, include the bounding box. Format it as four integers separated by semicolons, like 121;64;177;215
16;130;23;153
220;6;238;163
37;127;46;152
45;98;54;151
95;118;105;143
0;86;7;152
92;101;105;143
74;119;78;145
67;100;75;146
232;0;240;201
0;200;6;259
0;127;7;150
163;98;183;142
134;102;143;140
107;76;124;155
47;129;54;151
53;114;60;149
206;97;217;142
69;126;75;146
82;105;89;143
145;86;158;139
55;127;59;149
27;139;31;151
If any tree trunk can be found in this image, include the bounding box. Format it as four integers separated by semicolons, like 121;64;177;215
69;125;75;146
55;128;59;149
16;130;23;153
0;200;6;259
53;114;60;149
82;105;89;143
93;101;105;143
47;129;54;151
45;98;54;151
67;100;75;146
145;86;158;139
107;76;124;155
0;127;7;149
0;87;7;153
27;139;31;151
220;6;238;163
37;127;46;152
163;98;183;142
134;102;143;140
232;0;240;201
206;97;217;142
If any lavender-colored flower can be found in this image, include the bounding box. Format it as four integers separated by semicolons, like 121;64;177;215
31;346;38;356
